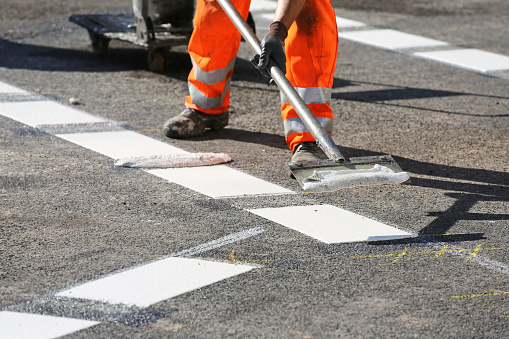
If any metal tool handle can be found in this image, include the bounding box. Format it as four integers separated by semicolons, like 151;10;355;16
216;0;345;162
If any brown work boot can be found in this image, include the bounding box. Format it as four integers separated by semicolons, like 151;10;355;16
290;142;328;163
289;142;328;179
163;108;229;139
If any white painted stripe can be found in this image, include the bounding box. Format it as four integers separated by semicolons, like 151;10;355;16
0;311;99;339
250;0;277;12
56;257;254;308
336;16;366;28
56;131;188;159
248;205;415;244
0;81;28;94
0;101;109;127
415;49;509;72
339;29;448;50
147;166;294;198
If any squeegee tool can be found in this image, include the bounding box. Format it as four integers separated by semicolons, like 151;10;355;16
216;0;409;192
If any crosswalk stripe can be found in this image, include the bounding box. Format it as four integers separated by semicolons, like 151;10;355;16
338;29;448;50
0;311;99;339
415;48;509;73
56;257;254;308
248;205;415;244
0;81;28;94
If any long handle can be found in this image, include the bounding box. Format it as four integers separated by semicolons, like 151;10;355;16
216;0;345;162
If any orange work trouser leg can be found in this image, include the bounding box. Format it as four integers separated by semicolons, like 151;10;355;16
282;0;338;152
185;0;251;115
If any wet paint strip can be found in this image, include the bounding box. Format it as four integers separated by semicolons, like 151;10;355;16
415;49;509;72
56;257;254;308
338;29;448;50
0;94;49;102
0;101;109;127
0;311;99;339
0;81;28;94
248;205;415;244
147;166;294;198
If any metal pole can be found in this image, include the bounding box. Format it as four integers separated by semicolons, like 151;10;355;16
216;0;345;162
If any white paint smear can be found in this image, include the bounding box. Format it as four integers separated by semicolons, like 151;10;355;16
336;16;366;28
415;48;509;72
57;257;254;307
339;29;448;50
0;82;28;94
0;311;99;339
302;164;410;192
248;205;415;244
0;101;108;127
115;152;232;168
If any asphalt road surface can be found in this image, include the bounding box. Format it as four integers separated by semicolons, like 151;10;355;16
1;0;508;338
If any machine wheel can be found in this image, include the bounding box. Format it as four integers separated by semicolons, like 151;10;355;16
87;29;110;56
147;48;170;73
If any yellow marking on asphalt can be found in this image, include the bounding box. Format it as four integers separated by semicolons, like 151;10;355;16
352;243;501;264
501;315;509;318
392;248;409;264
464;243;484;262
452;290;509;299
230;250;236;262
434;245;449;259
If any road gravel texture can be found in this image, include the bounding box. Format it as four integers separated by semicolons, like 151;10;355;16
1;0;508;338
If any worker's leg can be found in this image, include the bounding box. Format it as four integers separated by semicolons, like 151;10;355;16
283;0;338;153
164;0;251;138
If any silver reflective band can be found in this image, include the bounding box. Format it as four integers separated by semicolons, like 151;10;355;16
191;58;235;85
188;78;231;109
284;117;334;137
281;87;331;105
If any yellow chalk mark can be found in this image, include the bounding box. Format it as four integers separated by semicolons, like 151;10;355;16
230;250;236;263
452;290;509;299
434;245;449;259
137;128;163;132
392;248;409;264
352;243;501;264
464;243;483;262
501;315;509;318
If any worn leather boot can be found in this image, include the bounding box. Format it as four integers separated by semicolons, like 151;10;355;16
164;108;229;139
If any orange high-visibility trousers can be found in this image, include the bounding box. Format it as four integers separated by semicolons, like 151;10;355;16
283;0;338;152
185;0;251;115
186;0;338;151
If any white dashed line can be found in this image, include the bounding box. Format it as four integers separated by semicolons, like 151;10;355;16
0;82;28;94
0;100;109;127
414;48;509;73
338;29;448;50
0;311;99;339
248;205;415;244
56;257;254;308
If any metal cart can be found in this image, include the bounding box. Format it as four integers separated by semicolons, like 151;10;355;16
70;0;256;72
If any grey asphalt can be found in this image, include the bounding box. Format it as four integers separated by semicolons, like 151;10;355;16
1;0;508;338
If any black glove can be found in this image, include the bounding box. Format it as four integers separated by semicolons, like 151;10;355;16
251;21;288;78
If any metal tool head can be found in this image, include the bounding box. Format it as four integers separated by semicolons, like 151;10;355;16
288;155;410;192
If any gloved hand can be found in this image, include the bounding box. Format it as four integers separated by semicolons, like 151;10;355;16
251;21;288;78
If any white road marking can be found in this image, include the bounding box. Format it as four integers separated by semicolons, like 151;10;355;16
147;166;294;198
0;81;28;94
336;16;366;28
414;48;509;72
0;311;99;339
56;257;254;308
0;101;109;127
338;29;448;50
56;130;188;159
250;0;277;12
248;205;415;244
